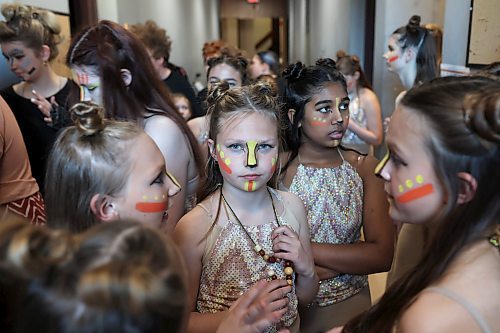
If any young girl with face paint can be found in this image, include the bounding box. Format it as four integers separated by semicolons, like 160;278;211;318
44;101;181;233
66;20;203;230
336;50;383;155
382;16;441;287
174;82;318;333
333;76;500;333
0;4;79;192
280;59;394;332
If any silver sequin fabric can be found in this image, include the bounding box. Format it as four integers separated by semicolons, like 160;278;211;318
289;161;368;306
197;202;298;332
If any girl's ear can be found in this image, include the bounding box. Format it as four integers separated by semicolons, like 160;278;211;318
288;109;301;128
41;45;51;62
120;69;132;87
354;71;361;80
404;47;416;63
456;172;477;204
90;194;119;222
207;138;217;159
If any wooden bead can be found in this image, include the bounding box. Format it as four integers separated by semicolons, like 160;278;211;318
271;274;277;280
267;256;276;263
258;249;266;256
286;279;293;285
284;267;294;276
267;269;275;277
254;245;262;252
285;260;292;267
263;254;269;261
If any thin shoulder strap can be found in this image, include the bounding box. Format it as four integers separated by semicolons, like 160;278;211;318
423;287;492;333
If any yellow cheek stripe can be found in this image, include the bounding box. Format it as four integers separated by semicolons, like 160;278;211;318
246;140;258;166
336;97;339;110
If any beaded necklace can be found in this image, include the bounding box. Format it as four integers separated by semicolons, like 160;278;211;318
220;188;294;285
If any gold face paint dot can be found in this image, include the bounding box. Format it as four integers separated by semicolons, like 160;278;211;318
271;157;277;166
154;196;159;201
405;179;414;188
216;144;221;151
142;195;148;200
224;158;231;165
416;174;424;184
398;185;404;193
219;150;225;159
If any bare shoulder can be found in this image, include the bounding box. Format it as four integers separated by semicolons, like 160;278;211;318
277;189;304;210
359;87;379;103
173;201;212;245
398;291;484;333
144;115;184;139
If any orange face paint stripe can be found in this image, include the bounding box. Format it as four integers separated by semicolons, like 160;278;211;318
217;154;232;174
136;201;167;213
396;184;434;203
388;55;398;63
244;180;255;192
311;121;330;127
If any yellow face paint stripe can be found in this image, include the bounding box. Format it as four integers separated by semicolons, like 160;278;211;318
246;140;258;166
374;149;390;176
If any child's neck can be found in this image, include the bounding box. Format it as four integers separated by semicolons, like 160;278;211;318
298;141;343;167
221;183;271;212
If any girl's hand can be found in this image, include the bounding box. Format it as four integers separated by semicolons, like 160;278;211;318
272;226;315;278
30;90;57;124
216;279;292;333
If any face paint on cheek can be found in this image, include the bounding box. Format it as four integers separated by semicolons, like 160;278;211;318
135;193;168;213
244;180;256;192
396;174;435;203
216;144;233;174
388;55;399;63
311;117;329;127
246;140;258;167
336;97;340;111
270;156;277;174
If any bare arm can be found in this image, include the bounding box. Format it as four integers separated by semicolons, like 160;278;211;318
312;155;394;275
145;116;191;232
347;89;383;146
272;192;319;305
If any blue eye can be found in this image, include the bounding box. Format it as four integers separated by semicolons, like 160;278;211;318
227;143;244;150
258;144;273;150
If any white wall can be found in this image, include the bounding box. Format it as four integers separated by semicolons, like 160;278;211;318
442;0;470;66
109;0;219;83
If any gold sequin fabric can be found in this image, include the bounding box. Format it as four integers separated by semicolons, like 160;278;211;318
197;201;298;332
289;161;368;306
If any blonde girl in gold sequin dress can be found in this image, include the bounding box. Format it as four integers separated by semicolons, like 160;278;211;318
335;76;500;333
173;82;319;333
280;59;394;332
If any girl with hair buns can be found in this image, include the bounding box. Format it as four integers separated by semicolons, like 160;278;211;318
174;82;318;333
280;59;394;332
336;50;383;155
383;15;438;90
330;76;500;333
0;3;78;192
45;101;181;233
66;20;202;229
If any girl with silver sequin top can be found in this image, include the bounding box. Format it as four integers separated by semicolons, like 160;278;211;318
280;59;394;332
174;82;318;333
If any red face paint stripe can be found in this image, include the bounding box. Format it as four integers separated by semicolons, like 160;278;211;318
135;201;167;213
388;55;398;63
248;181;254;191
396;184;434;203
217;155;232;174
310;121;329;127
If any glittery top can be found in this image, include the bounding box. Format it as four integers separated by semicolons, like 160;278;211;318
343;95;371;154
287;158;368;306
196;189;299;332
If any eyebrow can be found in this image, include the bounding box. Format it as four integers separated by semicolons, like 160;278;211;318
225;138;276;143
4;49;24;56
314;99;333;106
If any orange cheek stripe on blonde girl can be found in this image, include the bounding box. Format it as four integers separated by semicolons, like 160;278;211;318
396;184;434;203
388;55;399;63
216;144;233;174
135;201;168;213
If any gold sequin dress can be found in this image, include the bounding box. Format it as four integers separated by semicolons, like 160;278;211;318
287;157;368;306
196;189;300;333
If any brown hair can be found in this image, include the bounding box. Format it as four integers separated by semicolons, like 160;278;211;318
45;102;143;233
129;20;172;65
336;49;373;90
0;219;187;333
343;76;500;332
0;3;62;61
